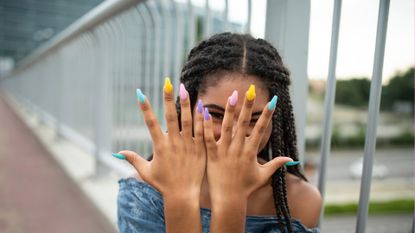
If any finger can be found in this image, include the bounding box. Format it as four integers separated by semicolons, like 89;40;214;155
234;84;256;144
194;99;205;150
249;95;278;149
163;77;180;137
219;90;237;145
179;83;192;143
136;89;164;142
203;107;217;159
114;150;150;177
259;156;294;182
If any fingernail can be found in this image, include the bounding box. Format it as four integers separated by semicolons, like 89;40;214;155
229;90;238;106
285;161;300;166
204;107;210;120
136;89;146;104
246;84;256;101
179;83;188;100
268;95;278;111
164;77;173;94
197;99;203;114
112;153;125;160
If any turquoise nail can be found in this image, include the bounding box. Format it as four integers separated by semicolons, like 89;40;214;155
285;161;300;166
112;153;125;160
136;89;146;104
268;95;278;111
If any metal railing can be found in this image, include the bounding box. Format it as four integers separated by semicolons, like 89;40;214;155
0;0;392;232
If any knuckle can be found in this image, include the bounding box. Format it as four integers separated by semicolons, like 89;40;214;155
222;125;232;133
166;114;176;123
146;117;158;128
181;119;192;128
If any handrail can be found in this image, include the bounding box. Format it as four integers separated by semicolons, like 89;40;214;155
4;0;145;78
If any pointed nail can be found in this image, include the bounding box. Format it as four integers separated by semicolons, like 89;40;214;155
164;77;173;94
229;90;238;106
246;84;256;101
268;95;278;111
204;107;210;120
197;99;203;114
136;89;146;104
179;83;188;100
285;161;300;166
112;153;125;160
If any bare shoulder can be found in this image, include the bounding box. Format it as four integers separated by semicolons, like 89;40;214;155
286;173;322;228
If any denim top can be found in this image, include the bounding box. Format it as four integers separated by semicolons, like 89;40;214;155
117;178;320;233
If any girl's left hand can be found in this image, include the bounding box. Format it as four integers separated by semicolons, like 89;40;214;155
204;86;293;204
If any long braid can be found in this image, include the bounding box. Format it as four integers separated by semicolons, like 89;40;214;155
177;32;307;232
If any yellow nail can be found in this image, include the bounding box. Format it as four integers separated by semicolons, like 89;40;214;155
246;84;256;101
164;77;173;94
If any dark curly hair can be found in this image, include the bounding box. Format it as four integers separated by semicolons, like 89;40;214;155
175;32;308;232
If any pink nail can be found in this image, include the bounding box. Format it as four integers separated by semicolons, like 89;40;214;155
180;83;188;100
229;90;238;106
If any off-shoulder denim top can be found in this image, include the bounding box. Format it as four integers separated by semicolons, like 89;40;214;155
117;178;320;233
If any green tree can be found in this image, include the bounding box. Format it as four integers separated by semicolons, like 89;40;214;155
335;78;371;107
381;67;414;112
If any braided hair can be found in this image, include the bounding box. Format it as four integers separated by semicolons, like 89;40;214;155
176;32;307;232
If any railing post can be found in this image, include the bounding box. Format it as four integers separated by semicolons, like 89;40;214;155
317;0;342;227
356;0;390;232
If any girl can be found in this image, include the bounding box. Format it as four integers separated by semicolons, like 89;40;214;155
113;32;321;233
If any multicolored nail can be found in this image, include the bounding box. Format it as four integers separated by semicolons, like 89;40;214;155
164;77;173;94
179;83;188;100
285;161;300;166
229;90;238;106
204;107;210;120
112;153;125;160
136;89;146;104
246;84;256;101
268;95;278;111
197;99;203;114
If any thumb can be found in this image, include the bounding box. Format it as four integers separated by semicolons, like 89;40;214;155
260;156;294;180
113;150;149;175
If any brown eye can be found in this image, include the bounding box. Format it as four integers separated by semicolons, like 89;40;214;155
210;112;224;121
250;118;259;126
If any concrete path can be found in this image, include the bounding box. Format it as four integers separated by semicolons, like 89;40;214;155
0;94;117;233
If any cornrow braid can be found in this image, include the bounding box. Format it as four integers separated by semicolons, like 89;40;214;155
176;32;307;232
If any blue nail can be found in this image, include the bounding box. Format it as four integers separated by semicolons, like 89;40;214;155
197;99;203;114
136;89;146;104
268;95;278;111
112;153;125;160
204;107;210;120
285;161;300;166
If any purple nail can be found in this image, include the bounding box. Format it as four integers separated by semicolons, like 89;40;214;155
229;90;238;106
204;107;210;120
179;83;188;100
197;99;203;114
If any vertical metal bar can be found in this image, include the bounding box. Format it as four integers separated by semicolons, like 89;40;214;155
317;0;342;226
172;0;184;89
186;0;196;53
246;0;252;33
161;0;172;78
223;0;229;32
356;0;390;232
204;0;211;38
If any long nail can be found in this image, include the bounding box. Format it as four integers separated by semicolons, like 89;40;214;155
246;84;256;101
164;77;173;94
204;107;210;120
268;95;278;111
179;83;188;100
229;90;238;106
136;89;146;104
285;161;300;166
112;153;125;160
197;99;203;113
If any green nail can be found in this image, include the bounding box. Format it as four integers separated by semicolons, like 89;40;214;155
285;161;300;166
112;153;125;160
268;95;278;111
136;89;146;104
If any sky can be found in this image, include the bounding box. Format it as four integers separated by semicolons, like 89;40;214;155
186;0;414;83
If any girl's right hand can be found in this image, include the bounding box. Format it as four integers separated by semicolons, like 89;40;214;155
115;78;206;200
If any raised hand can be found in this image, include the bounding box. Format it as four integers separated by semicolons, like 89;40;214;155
204;85;293;233
113;78;205;233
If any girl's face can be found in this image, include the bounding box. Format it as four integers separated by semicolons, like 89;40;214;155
195;72;272;153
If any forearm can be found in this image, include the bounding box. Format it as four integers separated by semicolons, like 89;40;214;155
163;194;202;233
210;195;248;233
